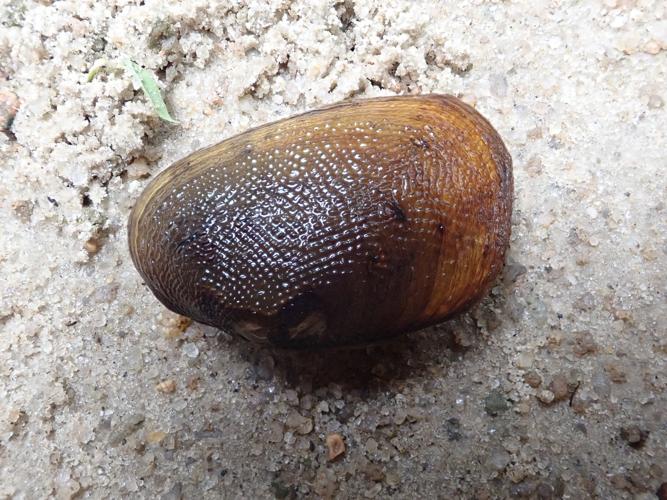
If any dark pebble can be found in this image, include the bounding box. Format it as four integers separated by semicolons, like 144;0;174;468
484;390;509;416
620;425;649;449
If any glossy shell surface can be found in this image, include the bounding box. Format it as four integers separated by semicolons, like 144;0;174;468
128;95;513;348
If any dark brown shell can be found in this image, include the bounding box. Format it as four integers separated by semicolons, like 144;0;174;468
128;95;513;348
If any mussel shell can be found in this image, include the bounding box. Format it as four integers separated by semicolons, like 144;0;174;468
128;95;512;348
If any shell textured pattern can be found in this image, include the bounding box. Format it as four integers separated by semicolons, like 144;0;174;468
129;95;512;348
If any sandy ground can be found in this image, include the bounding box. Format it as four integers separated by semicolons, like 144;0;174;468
1;0;666;498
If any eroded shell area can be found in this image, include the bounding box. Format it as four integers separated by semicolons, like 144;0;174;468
128;95;512;348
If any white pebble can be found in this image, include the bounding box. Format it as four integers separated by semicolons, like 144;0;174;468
183;343;199;358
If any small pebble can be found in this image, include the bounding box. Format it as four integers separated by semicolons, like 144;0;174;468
571;331;598;356
329;383;343;399
605;361;627;383
126;158;152;180
486;447;510;472
585;206;598;219
484;390;509;416
393;408;407;425
506;464;531;484
300;394;314;411
537;390;555;405
255;355;275;380
592;371;612;398
514;400;531;415
503;260;527;285
326;433;345;461
84;237;101;255
12;200;33;223
510;480;538;497
385;471;400;487
612;308;632;321
146;430;167;444
156;379;176;394
93;284;119;304
648;94;664;109
109;413;145;445
574;293;596;312
460;93;477;107
267;421;284;443
8;408;23;425
536;480;564;499
162;482;183;500
313;469;337;498
445;417;462;441
502;437;520;454
182;342;199;358
620;425;649;449
365;438;378;454
489;74;508;98
571;388;593;414
56;478;81;499
515;351;534;369
285;411;313;435
160;313;192;339
525;154;543;175
362;462;384;481
364;483;382;498
548;374;570;402
610;14;627;29
284;389;299;406
643;40;661;55
186;376;199;391
270;479;292;499
0;89;19;132
523;371;542;388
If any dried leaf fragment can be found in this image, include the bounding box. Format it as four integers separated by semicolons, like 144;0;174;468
123;59;178;123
